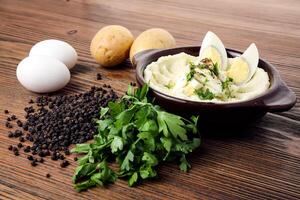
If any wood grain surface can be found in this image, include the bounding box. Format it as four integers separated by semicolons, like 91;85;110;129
0;0;299;199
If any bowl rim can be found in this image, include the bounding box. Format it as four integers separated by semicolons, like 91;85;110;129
134;46;296;111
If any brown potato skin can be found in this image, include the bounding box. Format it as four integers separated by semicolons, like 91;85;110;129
90;25;134;67
130;28;176;62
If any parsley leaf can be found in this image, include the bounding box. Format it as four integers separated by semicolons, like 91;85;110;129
111;136;124;153
128;172;138;186
157;111;188;141
142;152;158;166
140;165;157;179
179;155;191;172
73;161;116;192
121;150;134;171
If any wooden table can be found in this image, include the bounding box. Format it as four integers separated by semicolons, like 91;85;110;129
0;0;299;199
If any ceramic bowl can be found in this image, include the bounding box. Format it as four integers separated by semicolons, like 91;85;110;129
133;46;296;125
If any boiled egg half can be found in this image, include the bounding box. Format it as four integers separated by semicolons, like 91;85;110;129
226;43;259;84
199;31;228;70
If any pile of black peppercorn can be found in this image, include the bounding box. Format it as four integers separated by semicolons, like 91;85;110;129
5;85;117;168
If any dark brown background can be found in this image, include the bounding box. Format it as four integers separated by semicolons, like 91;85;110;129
0;0;299;199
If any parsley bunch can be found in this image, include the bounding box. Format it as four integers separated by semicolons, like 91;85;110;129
71;84;201;191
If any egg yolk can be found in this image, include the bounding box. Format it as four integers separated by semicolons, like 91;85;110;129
226;58;250;84
183;85;195;96
200;46;222;66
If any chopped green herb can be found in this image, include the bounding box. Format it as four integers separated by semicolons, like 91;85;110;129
186;62;196;81
165;82;175;89
221;77;234;98
204;78;209;84
187;60;219;82
186;71;195;81
72;84;201;191
222;77;233;90
212;62;219;77
194;87;215;100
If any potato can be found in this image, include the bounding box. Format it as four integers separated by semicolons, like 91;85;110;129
90;25;134;67
130;28;176;62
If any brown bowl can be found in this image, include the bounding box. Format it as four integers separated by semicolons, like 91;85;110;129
133;46;296;125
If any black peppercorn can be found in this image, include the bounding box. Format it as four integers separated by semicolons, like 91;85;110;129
23;125;28;131
58;154;65;160
17;120;23;127
4;109;9;114
24;146;31;153
8;145;13;151
8;132;13;138
19;137;25;142
27;155;33;161
17;143;23;148
14;130;23;137
44;150;50;156
60;160;70;168
51;154;58;161
96;73;102;80
5;122;12;128
46;173;51;178
31;161;38;166
29;137;34;142
38;151;43;157
12;146;18;152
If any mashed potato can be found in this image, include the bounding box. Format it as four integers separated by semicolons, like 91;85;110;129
144;53;270;103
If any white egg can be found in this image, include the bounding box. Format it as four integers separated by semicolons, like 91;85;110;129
29;39;78;69
199;31;228;70
226;43;259;84
16;56;70;93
